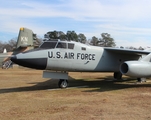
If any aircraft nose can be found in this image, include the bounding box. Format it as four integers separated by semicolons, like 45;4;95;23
10;55;17;61
11;54;47;70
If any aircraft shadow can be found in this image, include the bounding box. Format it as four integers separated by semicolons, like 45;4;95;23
69;76;151;92
0;79;59;94
0;76;151;94
82;77;151;92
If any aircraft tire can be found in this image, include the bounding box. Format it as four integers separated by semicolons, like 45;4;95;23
114;72;122;80
137;78;146;83
58;79;68;88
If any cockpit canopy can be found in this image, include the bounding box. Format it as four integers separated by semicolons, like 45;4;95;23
39;40;74;49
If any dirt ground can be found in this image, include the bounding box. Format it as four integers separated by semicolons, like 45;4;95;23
0;68;151;120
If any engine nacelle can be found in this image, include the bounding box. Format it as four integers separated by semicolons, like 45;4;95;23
120;61;151;77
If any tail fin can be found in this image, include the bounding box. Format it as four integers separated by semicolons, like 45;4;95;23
16;27;34;49
0;27;36;69
13;27;35;54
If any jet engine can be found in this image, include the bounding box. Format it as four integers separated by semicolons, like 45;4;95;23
120;61;151;77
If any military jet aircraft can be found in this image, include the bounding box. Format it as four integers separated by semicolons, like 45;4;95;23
9;28;151;88
0;27;37;68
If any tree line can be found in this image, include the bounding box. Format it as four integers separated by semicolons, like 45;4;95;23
0;39;17;53
44;31;116;47
0;30;145;53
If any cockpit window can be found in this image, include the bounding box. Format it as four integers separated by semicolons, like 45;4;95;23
40;41;57;49
39;41;75;49
68;43;74;49
56;42;67;48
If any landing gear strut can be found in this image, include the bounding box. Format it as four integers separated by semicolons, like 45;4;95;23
114;72;122;80
58;79;68;88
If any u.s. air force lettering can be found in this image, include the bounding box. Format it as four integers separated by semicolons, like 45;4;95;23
48;51;95;60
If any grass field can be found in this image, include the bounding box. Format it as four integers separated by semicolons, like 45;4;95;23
0;68;151;120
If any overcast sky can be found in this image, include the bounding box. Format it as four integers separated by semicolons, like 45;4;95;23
0;0;151;47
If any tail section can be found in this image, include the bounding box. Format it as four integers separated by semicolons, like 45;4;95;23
16;27;34;50
13;27;35;54
1;27;36;69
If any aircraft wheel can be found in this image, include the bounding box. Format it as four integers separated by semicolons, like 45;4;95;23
137;78;146;83
114;72;122;80
58;79;68;88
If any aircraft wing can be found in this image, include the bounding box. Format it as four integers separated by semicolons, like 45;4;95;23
104;47;150;55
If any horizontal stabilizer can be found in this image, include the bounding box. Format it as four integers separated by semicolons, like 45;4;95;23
0;54;14;58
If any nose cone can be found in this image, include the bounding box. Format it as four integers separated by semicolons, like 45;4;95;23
11;54;47;70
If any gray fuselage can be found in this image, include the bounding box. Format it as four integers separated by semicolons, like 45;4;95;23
11;40;140;72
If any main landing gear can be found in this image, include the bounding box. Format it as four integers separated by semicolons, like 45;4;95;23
114;72;122;80
137;78;146;83
58;79;68;88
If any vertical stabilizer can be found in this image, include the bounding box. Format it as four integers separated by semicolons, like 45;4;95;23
16;27;34;48
0;27;36;69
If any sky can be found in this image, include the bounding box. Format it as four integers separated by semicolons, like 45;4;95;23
0;0;151;48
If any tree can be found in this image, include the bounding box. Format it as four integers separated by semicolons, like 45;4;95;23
44;31;66;41
138;46;144;50
90;36;99;46
0;39;17;52
46;31;59;39
98;33;116;47
129;46;137;50
44;30;86;43
58;31;66;40
78;33;86;43
66;31;78;42
33;34;43;47
8;39;17;49
66;31;72;41
3;43;13;52
0;41;4;53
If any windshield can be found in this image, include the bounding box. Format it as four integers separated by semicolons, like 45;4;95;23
40;41;57;49
39;41;74;49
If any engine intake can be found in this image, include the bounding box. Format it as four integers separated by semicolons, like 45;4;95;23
120;61;151;77
121;63;128;74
